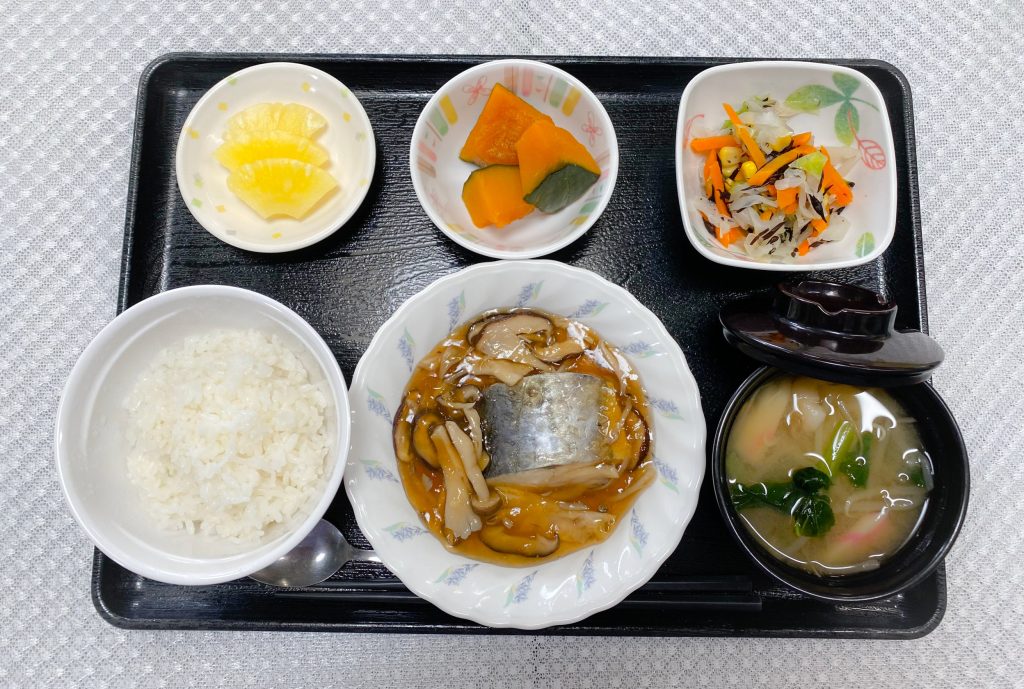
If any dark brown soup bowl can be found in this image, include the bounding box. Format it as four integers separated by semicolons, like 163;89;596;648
712;366;970;602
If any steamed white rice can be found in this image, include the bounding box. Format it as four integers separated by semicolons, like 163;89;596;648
124;328;329;542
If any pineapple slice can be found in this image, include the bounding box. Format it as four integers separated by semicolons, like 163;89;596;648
215;130;329;171
227;159;339;220
227;103;327;139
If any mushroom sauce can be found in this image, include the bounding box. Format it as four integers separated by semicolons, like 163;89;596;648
392;308;654;566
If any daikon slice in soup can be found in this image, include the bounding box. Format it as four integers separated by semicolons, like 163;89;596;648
725;374;933;576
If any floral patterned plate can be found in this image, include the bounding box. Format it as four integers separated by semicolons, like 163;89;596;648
675;61;897;271
345;260;705;629
175;62;376;253
409;59;618;259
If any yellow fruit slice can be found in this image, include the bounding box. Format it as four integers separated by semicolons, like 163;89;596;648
226;103;327;139
227;159;339;219
215;130;330;171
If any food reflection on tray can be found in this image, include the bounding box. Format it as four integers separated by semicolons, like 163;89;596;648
58;58;967;630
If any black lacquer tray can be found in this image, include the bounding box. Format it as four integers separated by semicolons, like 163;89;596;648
95;53;943;637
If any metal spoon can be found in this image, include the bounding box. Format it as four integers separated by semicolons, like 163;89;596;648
249;519;380;588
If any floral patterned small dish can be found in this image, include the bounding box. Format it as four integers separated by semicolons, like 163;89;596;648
676;61;897;271
345;260;705;629
175;62;375;253
409;60;618;259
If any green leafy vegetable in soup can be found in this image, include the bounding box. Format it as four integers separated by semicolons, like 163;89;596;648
726;375;933;576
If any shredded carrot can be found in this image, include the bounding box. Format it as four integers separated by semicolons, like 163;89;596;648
818;146;853;206
722;103;766;168
766;184;777;197
718;227;745;247
690;135;739;152
792;131;813;147
706;151;725;192
713;189;731;218
703;149;716;197
810;218;829;236
797;239;810;256
746;145;816;187
759;209;774;221
776;186;799;213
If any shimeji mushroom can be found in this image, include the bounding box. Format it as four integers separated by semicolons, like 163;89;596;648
429;425;481;541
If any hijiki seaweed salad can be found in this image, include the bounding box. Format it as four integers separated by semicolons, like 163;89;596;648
690;96;858;260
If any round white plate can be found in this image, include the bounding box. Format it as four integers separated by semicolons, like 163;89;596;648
345;260;705;629
175;62;376;253
409;59;618;259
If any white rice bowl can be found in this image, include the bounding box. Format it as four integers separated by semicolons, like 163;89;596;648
124;329;329;543
55;285;350;586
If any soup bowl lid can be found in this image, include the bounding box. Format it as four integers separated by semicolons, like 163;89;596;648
719;280;944;387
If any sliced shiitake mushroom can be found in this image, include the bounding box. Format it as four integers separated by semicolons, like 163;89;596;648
473;358;533;386
412;412;444;468
533;339;584;363
479;525;559;557
474;313;553;369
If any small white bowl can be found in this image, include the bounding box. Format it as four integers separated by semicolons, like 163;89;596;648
409;59;618;259
675;61;897;271
345;260;705;629
175;62;376;253
55;286;351;585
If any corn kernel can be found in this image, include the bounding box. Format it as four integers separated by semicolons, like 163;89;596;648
718;146;743;168
770;135;793;152
740;161;757;179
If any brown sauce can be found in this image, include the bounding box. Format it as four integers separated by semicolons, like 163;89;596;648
392;308;653;566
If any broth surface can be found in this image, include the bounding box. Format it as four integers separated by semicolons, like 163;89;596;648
393;308;653;566
726;374;932;576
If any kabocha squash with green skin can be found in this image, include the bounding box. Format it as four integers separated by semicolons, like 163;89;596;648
459;84;553;167
516;119;601;213
462;165;535;228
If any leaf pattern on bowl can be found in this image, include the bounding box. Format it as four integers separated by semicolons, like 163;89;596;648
653;456;679;493
385;522;428;542
629;510;649;556
576;550;596;597
504;570;538;607
366;388;390;421
855;232;876;257
569;299;608;318
784;73;886;170
361;459;399;484
434;563;479;586
622;340;657;358
398;328;415;371
648;397;683;421
447;291;466;329
515;281;544;307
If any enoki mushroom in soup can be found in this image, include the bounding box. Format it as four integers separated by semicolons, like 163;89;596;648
392;308;654;565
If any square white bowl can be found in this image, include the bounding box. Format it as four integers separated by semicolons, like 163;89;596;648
675;61;897;271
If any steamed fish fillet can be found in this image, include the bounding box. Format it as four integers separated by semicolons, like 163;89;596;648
480;372;610;477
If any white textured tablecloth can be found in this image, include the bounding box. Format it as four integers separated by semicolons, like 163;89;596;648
2;0;1021;686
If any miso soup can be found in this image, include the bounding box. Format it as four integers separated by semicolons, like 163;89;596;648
725;374;932;576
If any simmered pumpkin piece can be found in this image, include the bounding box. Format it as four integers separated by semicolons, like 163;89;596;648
516;119;600;213
461;165;535;228
459;84;553;166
